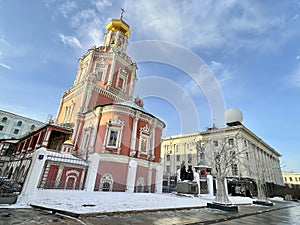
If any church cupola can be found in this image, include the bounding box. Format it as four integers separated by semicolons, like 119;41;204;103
104;9;130;53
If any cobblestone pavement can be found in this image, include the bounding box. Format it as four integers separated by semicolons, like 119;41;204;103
0;201;299;225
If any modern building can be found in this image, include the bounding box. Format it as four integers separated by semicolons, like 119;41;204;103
282;171;300;187
0;110;44;139
161;119;284;193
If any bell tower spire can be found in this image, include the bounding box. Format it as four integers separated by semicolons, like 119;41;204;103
55;12;137;127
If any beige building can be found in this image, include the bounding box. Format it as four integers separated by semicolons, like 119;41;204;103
0;110;44;139
282;171;300;187
161;124;284;190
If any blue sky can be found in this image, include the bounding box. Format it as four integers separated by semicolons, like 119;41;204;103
0;1;300;172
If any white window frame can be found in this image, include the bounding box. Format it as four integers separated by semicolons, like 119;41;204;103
103;116;124;153
100;173;114;192
94;61;108;82
116;68;128;90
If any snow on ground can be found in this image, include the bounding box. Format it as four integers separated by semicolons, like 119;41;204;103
1;190;254;214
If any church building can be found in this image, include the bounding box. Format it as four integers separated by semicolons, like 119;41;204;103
55;13;165;193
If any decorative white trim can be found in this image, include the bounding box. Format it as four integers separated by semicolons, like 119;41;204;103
136;176;144;193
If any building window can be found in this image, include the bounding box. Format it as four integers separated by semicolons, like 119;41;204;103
246;152;249;160
166;165;170;173
30;125;36;130
17;121;22;126
232;164;238;176
244;139;248;147
14;129;19;134
166;154;170;161
116;68;128;90
213;140;218;147
228;138;234;146
289;177;293;182
0;125;3;131
100;173;114;192
176;155;180;162
105;116;124;149
187;143;192;150
136;177;144;193
176;165;180;171
107;130;118;147
188;154;192;163
1;117;7;123
284;177;287;182
175;145;179;152
94;61;107;82
296;177;298;182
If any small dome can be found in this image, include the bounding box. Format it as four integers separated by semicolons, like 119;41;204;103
63;139;74;146
225;108;243;126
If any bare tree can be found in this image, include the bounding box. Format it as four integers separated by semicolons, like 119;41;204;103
198;132;247;205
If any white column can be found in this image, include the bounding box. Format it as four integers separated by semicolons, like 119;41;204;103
207;175;214;196
85;153;100;192
130;113;139;156
18;148;48;205
126;160;137;193
54;165;64;188
155;164;163;193
194;172;200;196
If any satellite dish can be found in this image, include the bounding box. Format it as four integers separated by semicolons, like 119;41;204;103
225;109;243;126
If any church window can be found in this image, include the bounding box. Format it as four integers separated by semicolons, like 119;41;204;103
1;117;7;123
136;177;144;193
228;138;234;146
105;116;124;150
176;155;180;162
14;129;19;134
94;61;107;82
188;154;192;163
17;121;22;126
108;130;118;147
166;166;170;173
0;125;3;131
30;125;36;130
100;173;114;192
138;125;151;156
116;68;128;91
289;177;293;182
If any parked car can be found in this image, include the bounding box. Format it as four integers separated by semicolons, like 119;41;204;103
0;177;22;194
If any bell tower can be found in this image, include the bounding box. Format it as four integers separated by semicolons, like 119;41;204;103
55;11;137;127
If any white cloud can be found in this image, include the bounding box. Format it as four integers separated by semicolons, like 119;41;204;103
296;55;300;60
59;1;77;18
124;0;296;52
0;63;12;70
92;0;112;11
59;34;83;49
210;61;234;85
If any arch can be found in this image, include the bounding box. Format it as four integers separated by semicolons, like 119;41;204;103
136;176;145;193
100;173;114;192
17;121;22;126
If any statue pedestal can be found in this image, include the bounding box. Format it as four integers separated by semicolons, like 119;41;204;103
177;181;198;194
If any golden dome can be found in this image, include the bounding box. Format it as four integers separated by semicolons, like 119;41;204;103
63;139;74;146
106;19;130;38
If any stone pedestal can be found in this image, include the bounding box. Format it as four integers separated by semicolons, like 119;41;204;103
177;181;198;194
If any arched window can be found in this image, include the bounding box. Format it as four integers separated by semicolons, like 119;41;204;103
1;117;7;123
17;121;22;126
136;177;144;193
100;173;114;192
30;124;36;130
